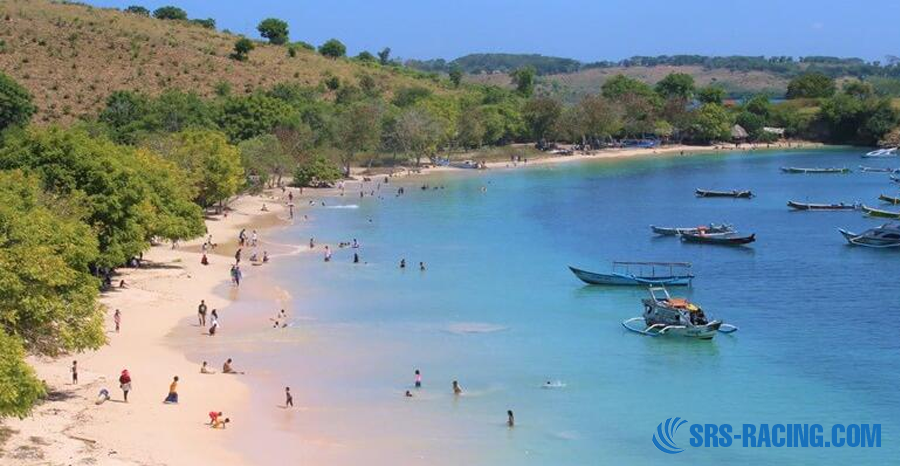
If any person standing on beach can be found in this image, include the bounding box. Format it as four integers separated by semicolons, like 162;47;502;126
164;376;179;404
119;369;132;402
235;248;242;264
285;387;293;407
239;228;246;246
113;309;121;332
414;369;422;388
234;266;242;286
71;360;78;385
198;300;208;326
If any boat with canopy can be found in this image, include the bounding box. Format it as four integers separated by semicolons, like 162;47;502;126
568;262;693;287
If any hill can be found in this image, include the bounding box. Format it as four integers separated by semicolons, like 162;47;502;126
0;0;452;125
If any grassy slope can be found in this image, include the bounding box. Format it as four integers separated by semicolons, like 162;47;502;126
466;65;791;102
0;0;451;125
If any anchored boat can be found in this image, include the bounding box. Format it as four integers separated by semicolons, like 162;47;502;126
839;223;900;248
568;262;694;287
862;204;900;219
781;166;851;174
863;147;898;158
787;200;858;211
650;223;733;236
859;166;900;173
695;188;753;199
621;287;737;339
680;231;756;245
879;194;900;205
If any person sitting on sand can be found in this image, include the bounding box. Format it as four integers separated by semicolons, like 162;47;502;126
261;203;269;212
201;361;215;374
211;417;230;429
223;358;244;374
262;251;269;263
95;388;110;405
405;390;413;398
209;318;219;336
201;253;209;266
163;376;179;404
250;251;259;262
452;380;463;396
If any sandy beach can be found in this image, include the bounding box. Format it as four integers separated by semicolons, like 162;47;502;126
0;141;826;465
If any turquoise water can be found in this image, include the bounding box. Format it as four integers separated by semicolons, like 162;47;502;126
226;149;899;465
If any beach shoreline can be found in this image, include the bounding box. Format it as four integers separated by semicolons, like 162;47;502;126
0;141;832;465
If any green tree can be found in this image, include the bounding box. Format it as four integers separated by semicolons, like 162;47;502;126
842;80;874;100
292;154;342;187
164;130;244;208
387;107;443;165
575;95;623;141
522;96;562;141
392;86;433;107
232;38;255;61
152;6;188;20
0;72;36;132
257;18;289;45
601;74;656;100
736;111;766;140
217;93;296;142
786;72;836;99
125;5;150;16
318;39;347;59
356;51;376;62
744;94;772;118
655;73;695;100
190;18;216;29
510;66;536;97
697;86;726;105
239;134;295;187
0;331;45;418
334;102;382;174
448;67;463;88
378;47;391;65
689;103;732;143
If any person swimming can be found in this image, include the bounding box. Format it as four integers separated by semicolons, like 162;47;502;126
507;410;515;428
452;380;463;395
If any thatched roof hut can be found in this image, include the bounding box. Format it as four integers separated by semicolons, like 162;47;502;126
731;124;749;140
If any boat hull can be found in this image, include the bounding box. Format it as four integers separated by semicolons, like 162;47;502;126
787;200;857;211
680;232;756;245
839;228;900;248
695;189;753;198
650;224;733;236
568;266;692;286
879;194;900;205
781;167;850;174
862;205;900;219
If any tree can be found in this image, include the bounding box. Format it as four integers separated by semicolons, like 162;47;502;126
190;18;216;29
292;155;342;187
231;38;255;61
689;103;732;143
0;72;35;132
378;47;391;65
736;111;766;140
455;106;486;149
239;134;295;187
318;39;347;59
655;73;695;100
387;107;443;165
392;86;432;107
522;97;562;141
356;51;375;62
510;66;536;97
125;5;150;16
575;95;622;141
449;67;463;88
843;80;874;100
601;74;656;100
744;94;772;118
217;93;296;142
697;86;726;105
164;130;244;208
152;6;188;20
334;102;382;174
257;18;289;45
786;72;835;99
0;331;45;418
0;128;203;267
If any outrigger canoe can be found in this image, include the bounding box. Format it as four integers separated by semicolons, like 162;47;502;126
862;204;900;219
680;232;756;245
650;223;733;236
621;287;738;339
787;200;858;211
781;166;851;174
568;262;693;287
879;194;900;205
695;188;753;198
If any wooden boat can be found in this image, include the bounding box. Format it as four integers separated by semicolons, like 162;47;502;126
621;287;737;339
862;204;900;219
650;223;733;236
879;194;900;205
787;200;858;211
839;223;900;248
781;166;851;174
859;165;900;173
695;188;753;198
568;262;693;287
680;231;756;245
863;148;898;158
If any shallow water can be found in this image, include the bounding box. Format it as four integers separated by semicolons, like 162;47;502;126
220;148;900;464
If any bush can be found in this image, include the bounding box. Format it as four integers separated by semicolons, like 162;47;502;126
125;6;150;16
292;155;342;187
231;38;254;61
318;39;346;59
152;6;188;21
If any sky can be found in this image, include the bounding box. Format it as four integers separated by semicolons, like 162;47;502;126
85;0;900;63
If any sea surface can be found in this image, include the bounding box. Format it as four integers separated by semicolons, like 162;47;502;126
194;148;900;465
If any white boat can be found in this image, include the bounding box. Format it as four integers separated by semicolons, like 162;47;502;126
839;223;900;248
863;148;898;158
621;287;737;339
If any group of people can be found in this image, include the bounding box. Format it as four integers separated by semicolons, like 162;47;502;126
405;369;515;428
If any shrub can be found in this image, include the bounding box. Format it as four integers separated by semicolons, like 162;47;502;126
152;6;188;21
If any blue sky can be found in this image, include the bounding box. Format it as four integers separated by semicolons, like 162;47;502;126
85;1;900;62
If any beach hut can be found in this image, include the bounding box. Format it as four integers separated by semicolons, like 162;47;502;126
731;124;749;141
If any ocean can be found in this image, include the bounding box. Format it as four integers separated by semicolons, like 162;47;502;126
191;148;899;465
